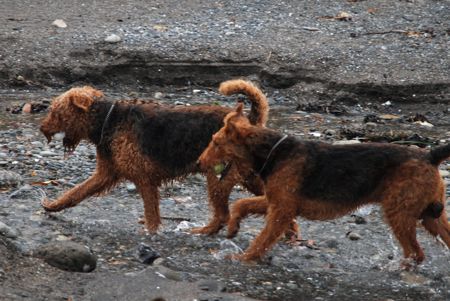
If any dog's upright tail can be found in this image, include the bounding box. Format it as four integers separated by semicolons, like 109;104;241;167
428;144;450;165
219;79;269;126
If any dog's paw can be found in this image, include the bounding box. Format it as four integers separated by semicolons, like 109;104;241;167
226;228;239;239
224;253;259;264
191;225;220;235
41;199;63;212
144;223;160;234
400;257;420;271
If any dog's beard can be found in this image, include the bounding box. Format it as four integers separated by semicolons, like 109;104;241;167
62;135;80;154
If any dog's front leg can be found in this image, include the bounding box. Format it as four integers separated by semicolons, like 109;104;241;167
191;170;235;235
42;159;118;211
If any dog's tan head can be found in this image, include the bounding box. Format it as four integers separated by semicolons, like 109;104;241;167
40;86;104;152
198;103;255;171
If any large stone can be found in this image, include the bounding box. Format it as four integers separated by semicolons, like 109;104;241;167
35;241;97;272
0;170;23;188
0;221;19;239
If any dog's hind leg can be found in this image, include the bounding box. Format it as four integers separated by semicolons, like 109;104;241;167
237;204;296;261
227;196;299;240
136;180;161;233
42;158;118;211
227;196;268;238
385;207;425;264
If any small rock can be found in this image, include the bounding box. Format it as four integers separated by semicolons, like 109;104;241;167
323;239;339;249
52;19;67;28
152;257;165;266
352;215;367;224
365;122;378;130
56;235;70;241
53;133;65;141
400;271;430;285
335;11;352;21
137;243;160;264
213;240;243;260
104;34;121;43
161;198;176;206
0;221;19;239
346;232;362;241
197;279;226;292
174;221;202;232
39;150;57;157
126;183;137;192
31;141;44;148
286;282;298;290
9;184;33;198
324;129;336;136
415;121;433;128
22;103;32;114
0;170;23;188
154;265;183;281
442;276;450;286
172;196;192;203
35;241;97;272
154;92;163;99
302;27;320;32
354;205;374;216
439;170;449;177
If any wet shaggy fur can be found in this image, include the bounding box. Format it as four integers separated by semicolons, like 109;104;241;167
198;104;450;263
39;80;269;234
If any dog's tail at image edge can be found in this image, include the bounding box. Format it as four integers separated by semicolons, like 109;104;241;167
424;143;450;248
219;79;269;127
428;144;450;165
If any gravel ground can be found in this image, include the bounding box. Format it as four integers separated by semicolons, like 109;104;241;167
1;88;450;300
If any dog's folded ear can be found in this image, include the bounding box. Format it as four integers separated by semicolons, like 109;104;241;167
71;93;94;112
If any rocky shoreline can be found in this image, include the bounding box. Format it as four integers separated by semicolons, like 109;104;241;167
1;89;450;300
1;0;450;300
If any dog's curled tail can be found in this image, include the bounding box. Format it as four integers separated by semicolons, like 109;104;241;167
219;79;269;126
428;144;450;165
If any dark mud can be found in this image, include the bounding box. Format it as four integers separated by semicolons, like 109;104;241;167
1;0;449;103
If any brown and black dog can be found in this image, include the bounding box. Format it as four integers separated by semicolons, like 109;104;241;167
40;80;269;234
198;103;450;264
